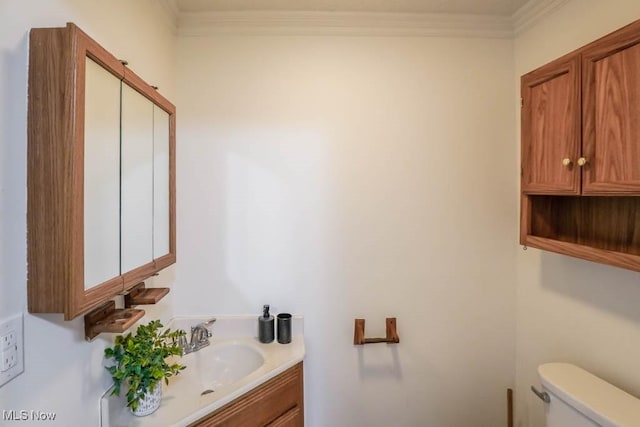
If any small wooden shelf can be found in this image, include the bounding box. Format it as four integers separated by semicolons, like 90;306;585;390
124;282;170;308
522;195;640;272
84;300;145;340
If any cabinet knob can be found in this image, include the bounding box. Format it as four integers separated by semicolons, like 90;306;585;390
577;157;588;166
562;158;572;167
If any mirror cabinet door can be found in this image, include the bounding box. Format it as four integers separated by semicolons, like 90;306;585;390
83;57;121;290
121;83;154;274
153;105;170;259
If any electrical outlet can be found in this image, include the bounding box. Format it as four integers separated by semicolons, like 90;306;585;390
1;330;16;351
0;313;23;387
1;345;17;372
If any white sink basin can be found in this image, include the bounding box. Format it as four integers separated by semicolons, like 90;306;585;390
101;316;305;427
187;340;265;391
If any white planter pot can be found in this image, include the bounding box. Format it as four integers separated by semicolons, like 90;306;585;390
131;383;162;417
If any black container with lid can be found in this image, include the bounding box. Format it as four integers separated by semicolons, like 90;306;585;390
277;313;292;344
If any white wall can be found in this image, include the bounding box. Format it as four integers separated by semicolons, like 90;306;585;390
514;2;640;426
175;33;517;426
0;1;175;425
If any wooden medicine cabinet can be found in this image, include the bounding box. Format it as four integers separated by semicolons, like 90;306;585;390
27;23;176;320
520;19;640;272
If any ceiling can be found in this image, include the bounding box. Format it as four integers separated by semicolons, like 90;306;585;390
174;0;532;17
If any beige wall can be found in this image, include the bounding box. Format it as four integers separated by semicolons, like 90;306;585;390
514;1;640;426
174;33;517;426
0;1;175;425
9;1;640;425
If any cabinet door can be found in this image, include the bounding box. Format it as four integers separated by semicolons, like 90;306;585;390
153;105;170;260
521;53;581;194
192;363;304;427
83;57;121;289
121;83;154;275
582;20;640;194
267;407;303;427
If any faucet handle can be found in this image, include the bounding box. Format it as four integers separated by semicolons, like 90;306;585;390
201;318;216;337
202;318;216;327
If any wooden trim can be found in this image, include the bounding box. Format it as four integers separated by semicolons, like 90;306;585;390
122;262;157;292
70;276;124;320
27;26;73;315
154;253;176;271
70;24;87;318
169;110;177;261
524;235;640;273
519;195;530;246
68;23;125;79
507;388;513;427
123;67;175;114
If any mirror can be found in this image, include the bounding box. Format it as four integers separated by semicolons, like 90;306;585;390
83;57;121;289
121;83;154;274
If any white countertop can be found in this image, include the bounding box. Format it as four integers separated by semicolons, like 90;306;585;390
100;315;305;427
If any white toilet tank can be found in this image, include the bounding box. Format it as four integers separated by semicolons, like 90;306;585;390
537;363;640;427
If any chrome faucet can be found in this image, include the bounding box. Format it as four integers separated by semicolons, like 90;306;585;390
178;318;216;355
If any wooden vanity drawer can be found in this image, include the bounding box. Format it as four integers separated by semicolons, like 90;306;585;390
190;362;303;427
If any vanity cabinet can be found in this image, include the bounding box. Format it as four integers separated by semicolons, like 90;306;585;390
191;363;304;427
520;19;640;271
27;23;176;320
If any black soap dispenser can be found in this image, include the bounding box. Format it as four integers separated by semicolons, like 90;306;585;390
258;304;275;343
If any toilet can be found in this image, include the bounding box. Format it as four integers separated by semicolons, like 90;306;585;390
536;363;640;426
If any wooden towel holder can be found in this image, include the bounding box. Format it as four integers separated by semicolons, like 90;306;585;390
353;317;400;345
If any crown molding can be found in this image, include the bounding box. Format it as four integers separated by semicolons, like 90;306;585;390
177;11;514;38
512;0;570;35
159;0;570;38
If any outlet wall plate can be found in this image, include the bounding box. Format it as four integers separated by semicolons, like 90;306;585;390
0;313;24;387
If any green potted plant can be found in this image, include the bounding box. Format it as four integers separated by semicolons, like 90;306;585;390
104;320;186;416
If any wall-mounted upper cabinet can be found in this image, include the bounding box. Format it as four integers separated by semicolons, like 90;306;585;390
522;19;640;196
27;23;176;320
520;18;640;272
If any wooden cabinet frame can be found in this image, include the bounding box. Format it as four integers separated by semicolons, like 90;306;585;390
27;23;176;319
520;19;640;272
